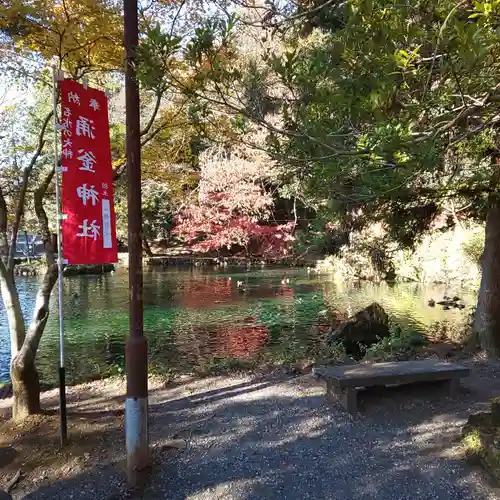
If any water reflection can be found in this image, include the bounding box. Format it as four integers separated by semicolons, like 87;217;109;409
0;267;475;384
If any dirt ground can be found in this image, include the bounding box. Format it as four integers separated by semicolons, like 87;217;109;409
0;374;255;497
1;355;500;499
0;378;122;494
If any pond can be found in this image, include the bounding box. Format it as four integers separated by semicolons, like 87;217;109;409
0;266;476;384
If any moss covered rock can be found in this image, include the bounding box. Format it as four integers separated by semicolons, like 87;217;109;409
463;404;500;483
327;302;390;357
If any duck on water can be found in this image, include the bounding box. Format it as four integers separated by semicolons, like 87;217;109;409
428;296;465;310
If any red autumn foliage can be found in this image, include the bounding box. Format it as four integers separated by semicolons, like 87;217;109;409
178;278;233;308
174;147;295;257
214;324;269;359
175;209;295;257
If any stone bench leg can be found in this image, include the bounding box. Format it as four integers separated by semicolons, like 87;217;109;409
446;378;460;398
326;380;358;414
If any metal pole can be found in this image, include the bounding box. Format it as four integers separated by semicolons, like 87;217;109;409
51;64;68;446
124;0;149;484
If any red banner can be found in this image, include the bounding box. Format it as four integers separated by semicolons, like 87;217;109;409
59;80;118;265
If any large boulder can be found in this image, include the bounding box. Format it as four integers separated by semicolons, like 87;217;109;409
327;302;390;357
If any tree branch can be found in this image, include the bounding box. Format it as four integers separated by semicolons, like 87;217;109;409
18;263;58;367
168;68;365;157
0;185;8;263
285;0;343;23
113;100;190;181
141;90;163;137
34;168;56;267
449;114;500;147
7;110;53;271
423;0;469;100
170;0;187;37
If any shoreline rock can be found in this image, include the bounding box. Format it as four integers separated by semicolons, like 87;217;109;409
13;261;115;277
63;264;115;276
327;302;390;357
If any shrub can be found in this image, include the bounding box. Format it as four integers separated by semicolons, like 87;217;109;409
462;228;485;265
363;321;427;361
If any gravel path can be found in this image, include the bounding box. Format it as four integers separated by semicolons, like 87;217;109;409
24;361;500;500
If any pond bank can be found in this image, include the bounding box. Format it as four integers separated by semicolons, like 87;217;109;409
13;260;115;277
1;357;499;499
316;225;483;285
0;308;476;398
143;255;315;267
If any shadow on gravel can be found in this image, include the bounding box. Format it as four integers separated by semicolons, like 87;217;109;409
22;366;500;500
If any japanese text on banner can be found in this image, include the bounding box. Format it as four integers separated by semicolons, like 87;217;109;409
59;80;117;265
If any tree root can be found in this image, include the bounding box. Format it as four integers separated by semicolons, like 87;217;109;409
4;469;21;493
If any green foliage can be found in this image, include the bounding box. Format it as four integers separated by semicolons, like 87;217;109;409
462;228;485;265
1;0;123;77
318;227;396;281
393;226;483;284
106;363;124;377
463;424;500;481
137;25;182;92
203;357;255;374
293;224;332;255
463;429;484;455
320;223;483;284
325;341;348;361
115;180;177;247
427;318;472;344
364;320;427;361
179;0;500;252
186;15;237;63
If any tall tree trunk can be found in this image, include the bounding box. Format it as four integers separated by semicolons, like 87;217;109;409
0;109;54;421
9;265;57;420
474;201;500;356
10;356;40;419
0;271;26;356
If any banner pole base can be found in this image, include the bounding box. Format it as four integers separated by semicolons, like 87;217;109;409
125;397;149;486
59;366;68;446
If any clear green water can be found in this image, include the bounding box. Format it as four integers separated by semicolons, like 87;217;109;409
0;266;475;384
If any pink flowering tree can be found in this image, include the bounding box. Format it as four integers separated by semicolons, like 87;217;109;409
174;146;295;257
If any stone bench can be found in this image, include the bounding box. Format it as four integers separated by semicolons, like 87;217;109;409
313;359;470;414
